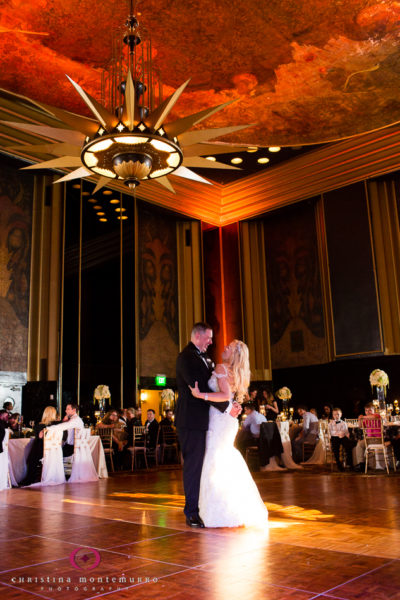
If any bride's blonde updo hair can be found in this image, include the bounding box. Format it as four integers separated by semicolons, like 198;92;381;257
226;340;250;403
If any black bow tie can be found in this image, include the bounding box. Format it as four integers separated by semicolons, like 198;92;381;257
196;349;208;358
335;421;341;424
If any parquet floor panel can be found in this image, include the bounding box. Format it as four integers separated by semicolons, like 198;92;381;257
1;467;400;599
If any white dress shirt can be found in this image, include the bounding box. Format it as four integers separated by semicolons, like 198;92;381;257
302;411;319;436
242;410;267;437
49;413;84;445
328;419;349;438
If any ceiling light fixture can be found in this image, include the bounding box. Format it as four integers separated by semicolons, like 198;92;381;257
268;146;281;152
257;157;270;164
246;146;258;153
231;157;243;164
12;1;252;193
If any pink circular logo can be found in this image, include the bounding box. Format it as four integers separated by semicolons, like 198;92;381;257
69;547;101;571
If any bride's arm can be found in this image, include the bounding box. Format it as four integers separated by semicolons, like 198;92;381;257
189;371;231;403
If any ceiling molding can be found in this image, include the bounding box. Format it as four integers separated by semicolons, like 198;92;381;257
1;90;400;227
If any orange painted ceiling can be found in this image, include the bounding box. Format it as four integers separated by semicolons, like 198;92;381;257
1;0;400;148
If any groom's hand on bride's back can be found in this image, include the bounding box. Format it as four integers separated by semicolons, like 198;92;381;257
229;402;242;418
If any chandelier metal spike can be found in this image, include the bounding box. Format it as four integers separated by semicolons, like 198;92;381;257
8;4;255;192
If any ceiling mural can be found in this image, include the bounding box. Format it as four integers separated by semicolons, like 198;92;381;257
1;0;400;146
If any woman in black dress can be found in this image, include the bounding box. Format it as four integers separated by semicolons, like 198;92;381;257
21;406;59;485
262;389;280;421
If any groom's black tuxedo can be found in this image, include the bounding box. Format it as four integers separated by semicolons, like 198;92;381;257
175;341;229;519
175;342;228;430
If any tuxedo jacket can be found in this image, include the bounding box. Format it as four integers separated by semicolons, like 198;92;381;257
175;342;229;431
144;419;159;448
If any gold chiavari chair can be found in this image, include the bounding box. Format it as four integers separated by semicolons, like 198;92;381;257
96;427;115;472
361;418;396;474
158;426;180;464
127;426;148;470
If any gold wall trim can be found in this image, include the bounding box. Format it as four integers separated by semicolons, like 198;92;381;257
176;221;203;350
315;198;334;362
240;221;271;380
367;179;400;354
27;175;63;382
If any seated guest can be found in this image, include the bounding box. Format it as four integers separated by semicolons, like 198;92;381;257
144;409;159;449
160;409;175;432
21;406;60;485
354;402;382;470
97;409;128;469
133;406;143;426
2;401;13;416
321;404;333;420
262;389;279;421
125;408;137;446
8;413;22;438
119;409;128;424
291;405;319;463
0;409;9;453
43;403;84;457
235;402;266;457
328;407;355;471
98;410;127;445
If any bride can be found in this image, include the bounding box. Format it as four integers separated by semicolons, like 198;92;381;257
190;340;268;528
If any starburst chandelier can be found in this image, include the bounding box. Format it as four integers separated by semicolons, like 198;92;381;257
5;2;251;193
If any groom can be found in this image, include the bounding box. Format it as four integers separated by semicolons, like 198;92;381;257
175;322;239;527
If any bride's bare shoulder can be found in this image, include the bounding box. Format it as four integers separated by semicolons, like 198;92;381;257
214;363;228;375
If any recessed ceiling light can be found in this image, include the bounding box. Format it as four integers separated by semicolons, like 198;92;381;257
205;156;216;161
93;205;102;209
99;218;108;222
115;207;126;212
231;157;243;164
268;146;281;152
82;191;90;196
88;198;97;203
117;215;128;220
102;190;113;195
257;157;270;164
97;211;105;216
72;184;81;189
246;146;258;153
110;199;120;204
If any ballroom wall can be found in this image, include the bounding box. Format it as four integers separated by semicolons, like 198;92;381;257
2;152;400;416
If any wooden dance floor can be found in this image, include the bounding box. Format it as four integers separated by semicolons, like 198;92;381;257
1;467;400;599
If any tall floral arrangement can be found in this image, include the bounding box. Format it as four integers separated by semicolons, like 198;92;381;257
276;387;292;400
93;384;111;403
369;369;389;397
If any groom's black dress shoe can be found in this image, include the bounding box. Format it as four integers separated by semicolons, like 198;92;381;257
186;515;205;528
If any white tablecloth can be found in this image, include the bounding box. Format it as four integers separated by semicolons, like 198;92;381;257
8;435;108;486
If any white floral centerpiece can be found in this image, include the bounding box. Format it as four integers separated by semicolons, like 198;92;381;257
160;389;175;403
369;369;389;399
93;385;111;416
93;384;111;402
276;387;292;400
160;388;175;416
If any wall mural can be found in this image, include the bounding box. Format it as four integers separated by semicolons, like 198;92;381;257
0;162;32;374
138;205;179;378
264;201;327;368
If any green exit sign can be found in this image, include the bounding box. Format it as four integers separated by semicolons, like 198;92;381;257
155;374;166;386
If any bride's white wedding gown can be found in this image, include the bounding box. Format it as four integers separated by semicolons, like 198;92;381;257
199;369;269;528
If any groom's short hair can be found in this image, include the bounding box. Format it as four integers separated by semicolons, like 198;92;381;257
191;322;212;336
